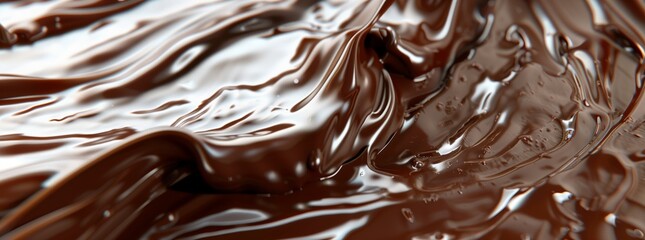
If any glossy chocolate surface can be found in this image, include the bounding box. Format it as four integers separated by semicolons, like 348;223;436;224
0;0;643;239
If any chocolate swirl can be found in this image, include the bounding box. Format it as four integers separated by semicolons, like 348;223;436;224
0;0;643;239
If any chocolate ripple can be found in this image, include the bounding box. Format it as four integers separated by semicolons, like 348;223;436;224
0;0;643;239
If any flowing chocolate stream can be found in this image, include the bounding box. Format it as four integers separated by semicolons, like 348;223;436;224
0;0;643;239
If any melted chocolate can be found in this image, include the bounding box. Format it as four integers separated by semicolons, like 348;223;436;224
0;0;643;239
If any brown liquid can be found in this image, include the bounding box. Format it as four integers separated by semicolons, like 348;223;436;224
0;0;643;239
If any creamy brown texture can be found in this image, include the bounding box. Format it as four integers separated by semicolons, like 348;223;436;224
0;0;644;239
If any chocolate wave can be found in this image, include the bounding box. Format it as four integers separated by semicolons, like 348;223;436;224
0;0;643;239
